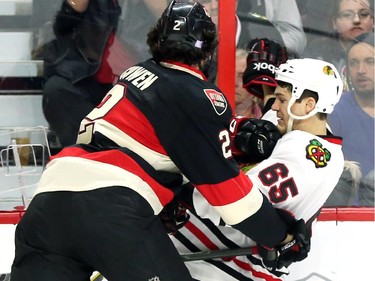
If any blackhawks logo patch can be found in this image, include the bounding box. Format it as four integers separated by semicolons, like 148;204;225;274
204;89;228;115
305;139;331;168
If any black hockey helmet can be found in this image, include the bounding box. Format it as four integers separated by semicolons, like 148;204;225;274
158;0;216;50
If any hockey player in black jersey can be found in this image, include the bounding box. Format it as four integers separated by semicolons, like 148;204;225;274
10;1;309;281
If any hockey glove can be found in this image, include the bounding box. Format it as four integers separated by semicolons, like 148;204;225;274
229;116;282;164
257;211;311;276
277;218;311;268
159;200;190;235
243;38;288;99
256;245;289;277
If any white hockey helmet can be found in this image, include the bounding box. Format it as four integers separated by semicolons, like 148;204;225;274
275;58;343;119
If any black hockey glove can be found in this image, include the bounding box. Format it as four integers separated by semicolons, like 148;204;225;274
257;210;311;276
243;38;288;99
256;245;289;277
159;200;190;235
229;116;281;164
277;218;311;268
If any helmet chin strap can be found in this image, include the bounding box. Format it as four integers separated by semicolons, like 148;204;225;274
286;115;294;133
286;97;318;133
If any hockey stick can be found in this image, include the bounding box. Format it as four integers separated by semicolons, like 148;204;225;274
90;247;257;281
181;247;256;262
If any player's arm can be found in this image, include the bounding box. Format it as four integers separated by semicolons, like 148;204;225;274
229;116;312;273
194;175;290;248
158;183;195;235
54;0;87;36
256;209;311;276
160;83;307;251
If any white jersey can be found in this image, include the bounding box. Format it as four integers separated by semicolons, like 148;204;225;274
171;130;344;280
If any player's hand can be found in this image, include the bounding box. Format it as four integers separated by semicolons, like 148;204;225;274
256;245;289;277
277;219;311;268
242;38;288;99
159;200;190;235
275;209;311;268
257;213;311;276
229;116;282;164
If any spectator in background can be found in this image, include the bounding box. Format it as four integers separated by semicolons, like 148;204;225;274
296;0;335;43
236;10;285;51
42;0;127;148
237;0;306;58
202;0;291;82
298;0;330;46
31;0;62;59
235;48;262;118
326;32;374;207
303;0;374;91
199;0;286;48
116;0;168;62
42;0;169;148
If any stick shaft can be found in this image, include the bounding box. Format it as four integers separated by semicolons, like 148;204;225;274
90;248;257;280
181;247;256;262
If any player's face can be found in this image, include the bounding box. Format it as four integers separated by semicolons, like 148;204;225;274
333;0;373;42
347;42;374;96
271;85;307;135
271;86;291;135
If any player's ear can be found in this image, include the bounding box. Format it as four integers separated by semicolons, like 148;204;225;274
305;97;316;114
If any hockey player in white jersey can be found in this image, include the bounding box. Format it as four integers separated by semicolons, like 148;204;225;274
169;55;345;280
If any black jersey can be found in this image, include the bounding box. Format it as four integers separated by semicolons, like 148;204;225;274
36;60;264;226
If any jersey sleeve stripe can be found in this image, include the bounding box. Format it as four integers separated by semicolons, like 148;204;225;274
195;171;253;205
45;147;175;213
195;172;264;225
213;187;264;225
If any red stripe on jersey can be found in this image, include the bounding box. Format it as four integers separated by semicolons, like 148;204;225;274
52;147;174;206
323;136;342;145
185;220;281;280
50;146;93;159
195;171;253;206
185;220;221;251
104;94;167;155
231;258;282;281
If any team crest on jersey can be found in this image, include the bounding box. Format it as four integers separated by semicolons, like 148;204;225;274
204;89;228;115
305;139;331;168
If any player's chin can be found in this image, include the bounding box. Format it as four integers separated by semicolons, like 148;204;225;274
277;120;287;135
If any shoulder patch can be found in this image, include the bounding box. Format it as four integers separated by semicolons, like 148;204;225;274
204;89;228;115
305;139;331;168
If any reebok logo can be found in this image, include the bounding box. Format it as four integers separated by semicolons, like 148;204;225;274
253;62;276;74
148;276;160;281
280;239;296;252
